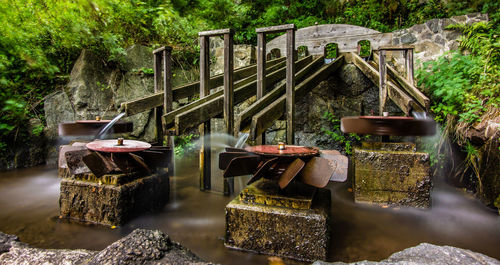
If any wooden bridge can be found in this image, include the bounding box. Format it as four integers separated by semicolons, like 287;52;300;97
120;24;429;194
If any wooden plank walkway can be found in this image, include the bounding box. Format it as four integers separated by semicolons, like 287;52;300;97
174;55;313;135
249;55;345;140
162;59;288;129
120;57;286;116
235;55;325;134
348;52;423;115
372;52;429;110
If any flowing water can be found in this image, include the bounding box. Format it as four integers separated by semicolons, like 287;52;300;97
0;157;499;264
96;112;126;139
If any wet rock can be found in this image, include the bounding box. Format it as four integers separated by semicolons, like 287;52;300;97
0;232;19;254
313;243;500;265
0;245;95;265
88;229;171;264
0;229;209;265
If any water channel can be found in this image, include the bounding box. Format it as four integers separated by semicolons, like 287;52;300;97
0;155;499;264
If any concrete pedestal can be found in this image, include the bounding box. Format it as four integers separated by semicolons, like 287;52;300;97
353;142;431;208
59;170;169;226
225;179;330;262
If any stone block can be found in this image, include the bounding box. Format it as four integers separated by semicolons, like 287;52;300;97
353;143;431;208
225;188;331;262
239;178;316;210
426;19;440;33
401;33;417;44
59;171;169;226
361;142;416;152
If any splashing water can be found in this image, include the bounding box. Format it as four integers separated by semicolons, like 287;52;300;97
235;133;249;148
95;112;126;139
412;111;428;119
188;133;251;194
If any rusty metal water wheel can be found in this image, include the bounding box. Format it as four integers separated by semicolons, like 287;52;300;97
58;117;133;136
219;144;345;189
341;116;436;136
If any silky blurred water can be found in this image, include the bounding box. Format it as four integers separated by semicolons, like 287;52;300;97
0;157;499;264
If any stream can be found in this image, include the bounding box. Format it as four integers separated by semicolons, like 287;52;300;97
0;155;499;264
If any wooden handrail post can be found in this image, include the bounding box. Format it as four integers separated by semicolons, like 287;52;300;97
198;29;235;194
378;45;415;115
199;35;211;191
256;32;266;144
256;24;296;144
153;46;173;145
286;27;296;145
378;49;387;115
224;30;235;137
404;49;415;86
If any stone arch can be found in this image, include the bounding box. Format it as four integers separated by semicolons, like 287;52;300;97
266;48;281;60
266;24;392;55
357;40;372;58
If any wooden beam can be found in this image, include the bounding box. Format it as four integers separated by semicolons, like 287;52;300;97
257;33;266;100
378;49;387;115
256;32;266;144
285;28;296;144
249;55;344;140
405;49;415;86
163;48;173;113
373;52;429;109
121;57;286;116
256;24;296;33
199;28;232;37
350;52;416;115
153;50;163;143
379;45;415;50
224;31;234;136
199;35;210;191
235;55;325;134
162;59;287;128
175;55;313;135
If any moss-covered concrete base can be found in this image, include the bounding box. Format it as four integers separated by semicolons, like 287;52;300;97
59;170;169;226
225;180;331;262
354;142;431;208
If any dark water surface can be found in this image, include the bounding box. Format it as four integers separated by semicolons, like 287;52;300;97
0;156;499;264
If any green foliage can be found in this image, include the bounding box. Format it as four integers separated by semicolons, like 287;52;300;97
0;0;496;152
417;18;499;124
131;67;155;76
325;43;338;59
322;111;368;155
358;40;371;57
0;0;198;148
174;134;197;157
